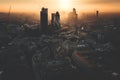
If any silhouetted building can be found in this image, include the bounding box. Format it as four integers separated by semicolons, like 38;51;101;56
40;7;48;33
96;10;99;17
51;13;56;28
51;11;61;30
55;12;61;29
68;8;78;25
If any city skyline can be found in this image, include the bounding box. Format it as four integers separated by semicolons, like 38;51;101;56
0;0;120;13
0;1;120;80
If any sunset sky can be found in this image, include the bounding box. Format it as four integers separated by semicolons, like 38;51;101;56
0;0;120;13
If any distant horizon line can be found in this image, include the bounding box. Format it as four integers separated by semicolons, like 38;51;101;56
1;10;120;14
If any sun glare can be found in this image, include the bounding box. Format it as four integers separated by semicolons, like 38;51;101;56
59;0;72;11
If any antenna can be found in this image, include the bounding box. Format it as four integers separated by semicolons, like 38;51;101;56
6;5;11;29
8;5;11;17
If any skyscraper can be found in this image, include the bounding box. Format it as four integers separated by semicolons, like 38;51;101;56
51;11;61;30
40;7;48;33
51;13;56;27
55;12;61;29
96;10;99;17
68;8;78;25
72;8;78;21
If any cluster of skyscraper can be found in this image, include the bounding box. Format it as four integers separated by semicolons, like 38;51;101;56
40;7;99;34
40;7;60;33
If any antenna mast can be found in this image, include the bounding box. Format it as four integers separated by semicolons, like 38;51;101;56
8;5;11;17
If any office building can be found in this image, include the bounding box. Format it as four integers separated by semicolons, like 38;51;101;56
68;8;78;25
40;7;48;33
96;10;99;17
51;11;61;30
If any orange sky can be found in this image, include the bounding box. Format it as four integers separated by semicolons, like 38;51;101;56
0;0;120;13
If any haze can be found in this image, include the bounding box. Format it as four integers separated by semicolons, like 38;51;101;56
0;0;120;13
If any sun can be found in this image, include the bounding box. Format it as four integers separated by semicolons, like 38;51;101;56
59;0;72;10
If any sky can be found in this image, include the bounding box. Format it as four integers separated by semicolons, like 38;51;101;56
0;0;120;13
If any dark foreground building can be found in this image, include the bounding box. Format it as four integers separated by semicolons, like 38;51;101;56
40;7;48;33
